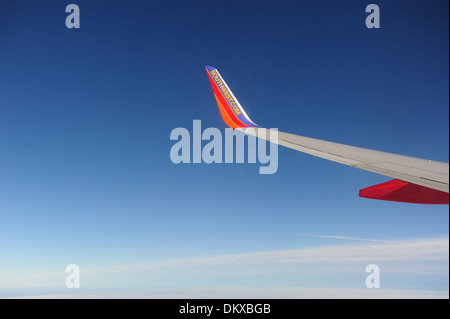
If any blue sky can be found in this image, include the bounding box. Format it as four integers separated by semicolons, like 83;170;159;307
0;1;448;297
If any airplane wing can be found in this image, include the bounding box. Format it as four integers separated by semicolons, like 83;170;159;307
205;65;449;204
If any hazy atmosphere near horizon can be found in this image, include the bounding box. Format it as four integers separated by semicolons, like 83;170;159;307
0;0;448;298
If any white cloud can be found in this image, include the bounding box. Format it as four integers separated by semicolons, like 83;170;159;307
308;235;392;242
4;287;449;299
0;236;447;290
84;236;448;274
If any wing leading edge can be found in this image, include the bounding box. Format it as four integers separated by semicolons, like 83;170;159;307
205;66;449;204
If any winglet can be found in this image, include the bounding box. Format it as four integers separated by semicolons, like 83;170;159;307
205;66;259;129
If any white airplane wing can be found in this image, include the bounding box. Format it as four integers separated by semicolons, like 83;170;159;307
241;128;449;204
205;65;449;204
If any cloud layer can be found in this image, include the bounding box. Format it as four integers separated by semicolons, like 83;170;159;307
1;236;448;291
85;236;448;274
5;287;449;299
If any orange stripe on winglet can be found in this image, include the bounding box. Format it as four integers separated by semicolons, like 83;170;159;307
213;93;240;129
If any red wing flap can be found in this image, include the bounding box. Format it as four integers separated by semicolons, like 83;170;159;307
359;179;449;204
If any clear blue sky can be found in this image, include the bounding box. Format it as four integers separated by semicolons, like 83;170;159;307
0;0;448;297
